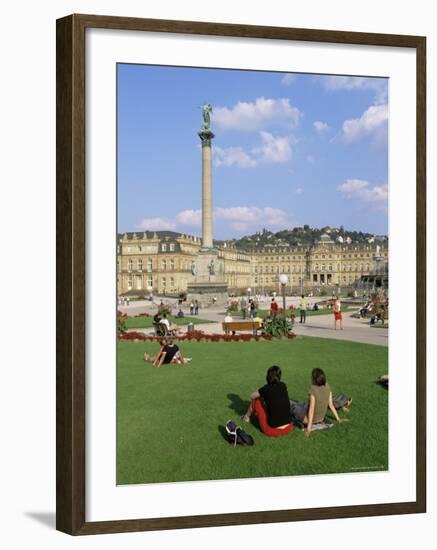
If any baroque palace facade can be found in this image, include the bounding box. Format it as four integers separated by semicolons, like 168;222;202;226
117;231;387;296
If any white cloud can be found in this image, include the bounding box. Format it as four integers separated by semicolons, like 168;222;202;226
281;73;297;86
213;97;302;131
340;104;388;144
337;179;388;204
313;120;329;133
214;132;292;168
215;206;286;224
295;187;303;194
138;217;176;230
175;209;202;225
214;146;257;168
318;76;388;104
139;206;291;234
253;132;292;163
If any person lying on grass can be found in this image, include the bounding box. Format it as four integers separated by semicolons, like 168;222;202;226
241;365;293;437
291;368;352;438
143;337;191;367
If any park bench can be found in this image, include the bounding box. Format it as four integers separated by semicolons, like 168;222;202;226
222;320;262;335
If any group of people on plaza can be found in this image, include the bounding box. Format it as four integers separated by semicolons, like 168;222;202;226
189;300;200;315
241;365;352;438
238;297;258;319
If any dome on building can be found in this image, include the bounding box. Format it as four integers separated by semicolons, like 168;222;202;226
318;233;334;245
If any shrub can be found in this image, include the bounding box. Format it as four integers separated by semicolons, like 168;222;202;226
119;331;147;341
117;311;128;335
262;316;294;338
158;303;172;316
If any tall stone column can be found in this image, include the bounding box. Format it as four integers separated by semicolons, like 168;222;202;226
201;138;214;248
198;104;215;250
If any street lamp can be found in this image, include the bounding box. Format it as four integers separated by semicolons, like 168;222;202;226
279;273;288;320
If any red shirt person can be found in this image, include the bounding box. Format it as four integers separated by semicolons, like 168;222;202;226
270;298;279;318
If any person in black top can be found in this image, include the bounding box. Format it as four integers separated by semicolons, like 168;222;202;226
241;366;293;436
144;337;191;367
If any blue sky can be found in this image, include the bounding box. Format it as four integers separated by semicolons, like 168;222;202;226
117;64;388;239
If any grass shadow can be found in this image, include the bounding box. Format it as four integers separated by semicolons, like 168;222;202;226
226;393;249;416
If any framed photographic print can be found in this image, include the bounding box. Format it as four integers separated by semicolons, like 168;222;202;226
56;14;426;535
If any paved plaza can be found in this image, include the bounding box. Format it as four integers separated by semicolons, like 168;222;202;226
119;295;388;347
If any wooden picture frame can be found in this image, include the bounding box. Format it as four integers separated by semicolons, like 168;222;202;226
56;13;426;535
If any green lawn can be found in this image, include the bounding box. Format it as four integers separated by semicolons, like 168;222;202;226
117;338;388;485
254;305;357;318
124;314;213;330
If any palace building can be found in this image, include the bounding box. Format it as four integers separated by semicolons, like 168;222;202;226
117;230;388;296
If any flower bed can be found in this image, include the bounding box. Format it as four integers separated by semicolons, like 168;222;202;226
118;330;296;342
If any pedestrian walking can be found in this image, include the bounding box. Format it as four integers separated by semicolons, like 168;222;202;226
298;294;307;323
333;296;343;330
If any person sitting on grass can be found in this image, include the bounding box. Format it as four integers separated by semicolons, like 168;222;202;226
291;368;352;438
241;365;293;437
143;337;167;365
144;337;191;367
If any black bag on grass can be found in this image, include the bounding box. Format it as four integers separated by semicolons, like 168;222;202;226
225;420;254;447
332;393;351;409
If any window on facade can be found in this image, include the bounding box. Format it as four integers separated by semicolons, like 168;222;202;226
147;276;153;288
127;259;132;272
127;274;133;289
169;243;175;252
328;264;332;271
315;264;319;272
170;277;174;288
170;259;174;270
162;260;166;271
321;264;325;271
137;259;142;271
162;277;166;288
162;244;167;252
147;259;152;272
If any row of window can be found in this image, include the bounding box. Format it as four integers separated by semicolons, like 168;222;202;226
124;258;188;272
123;242;177;254
253;263;370;274
251;274;360;286
255;252;373;262
126;274;176;290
